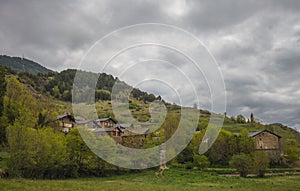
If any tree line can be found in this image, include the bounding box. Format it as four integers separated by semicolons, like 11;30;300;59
15;69;159;103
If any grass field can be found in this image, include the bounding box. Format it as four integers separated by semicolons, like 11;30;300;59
1;168;299;191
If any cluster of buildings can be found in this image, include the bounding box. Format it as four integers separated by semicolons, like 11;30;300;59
57;113;149;148
57;113;284;162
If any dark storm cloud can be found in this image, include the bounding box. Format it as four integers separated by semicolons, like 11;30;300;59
0;0;300;129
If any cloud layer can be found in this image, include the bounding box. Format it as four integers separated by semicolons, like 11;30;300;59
1;0;300;130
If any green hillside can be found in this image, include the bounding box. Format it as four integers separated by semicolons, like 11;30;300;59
0;56;299;180
1;55;298;144
0;55;52;75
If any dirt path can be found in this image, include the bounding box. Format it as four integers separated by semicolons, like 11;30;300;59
219;171;300;177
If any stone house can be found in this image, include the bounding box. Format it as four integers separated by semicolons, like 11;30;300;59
249;130;281;162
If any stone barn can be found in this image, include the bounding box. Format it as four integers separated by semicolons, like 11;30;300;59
249;130;281;163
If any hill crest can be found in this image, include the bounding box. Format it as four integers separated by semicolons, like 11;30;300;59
0;55;52;75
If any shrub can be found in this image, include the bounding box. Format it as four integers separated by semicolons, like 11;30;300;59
253;151;269;177
185;162;194;170
193;154;210;170
229;153;253;177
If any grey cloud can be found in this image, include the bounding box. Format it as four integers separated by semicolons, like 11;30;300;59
0;0;300;129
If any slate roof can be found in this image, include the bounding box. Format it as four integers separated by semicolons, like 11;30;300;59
116;123;133;128
76;118;148;135
57;114;75;122
124;127;149;135
76;120;104;128
249;130;281;138
92;126;124;133
94;117;117;123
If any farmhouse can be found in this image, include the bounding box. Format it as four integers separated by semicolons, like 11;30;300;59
249;130;281;162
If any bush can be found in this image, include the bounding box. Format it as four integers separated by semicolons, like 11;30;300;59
229;153;253;177
185;162;194;170
177;147;193;164
193;154;210;170
253;151;269;177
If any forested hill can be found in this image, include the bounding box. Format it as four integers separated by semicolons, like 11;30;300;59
0;55;299;139
0;55;52;75
0;55;158;103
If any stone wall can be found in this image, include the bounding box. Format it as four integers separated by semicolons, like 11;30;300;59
253;132;280;150
252;131;281;163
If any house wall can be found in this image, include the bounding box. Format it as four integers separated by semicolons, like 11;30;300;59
253;132;280;150
98;119;115;128
252;132;281;163
59;117;75;128
123;129;136;136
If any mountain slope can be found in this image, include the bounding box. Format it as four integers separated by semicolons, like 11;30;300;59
0;55;52;74
1;55;299;143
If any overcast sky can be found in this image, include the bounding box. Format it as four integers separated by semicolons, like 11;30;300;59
1;0;300;130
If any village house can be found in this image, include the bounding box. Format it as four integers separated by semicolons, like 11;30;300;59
94;118;117;128
249;130;281;162
57;113;76;134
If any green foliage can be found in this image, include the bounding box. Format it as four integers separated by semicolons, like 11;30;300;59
66;129;94;176
190;131;204;153
250;113;254;123
0;67;7;146
3;77;37;126
197;118;209;131
43;69;159;103
207;130;235;165
130;88;156;102
161;113;180;141
0;116;9;147
53;85;60;98
229;153;253;177
238;129;255;154
185;162;194;169
37;112;46;127
1;56;300;180
177;147;193;164
253;151;270;177
0;67;6;115
6;124;112;179
95;89;111;100
236;114;246;124
0;55;52;75
191;129;255;167
283;139;300;163
7;120;67;178
193;154;210;170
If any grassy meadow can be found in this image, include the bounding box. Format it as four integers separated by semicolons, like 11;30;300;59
1;168;299;191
